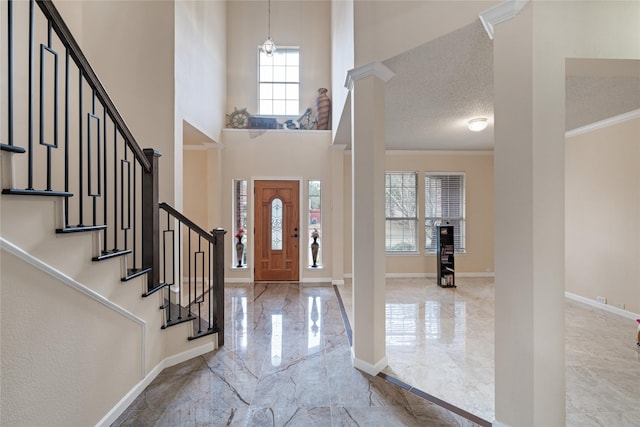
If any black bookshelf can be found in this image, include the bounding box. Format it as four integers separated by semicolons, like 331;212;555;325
436;225;456;288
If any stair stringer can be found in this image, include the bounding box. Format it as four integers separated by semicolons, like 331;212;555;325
0;198;216;425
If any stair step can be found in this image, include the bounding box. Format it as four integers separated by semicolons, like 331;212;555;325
122;267;152;282
0;144;26;153
92;249;132;261
161;301;196;329
188;319;219;341
3;188;73;197
56;225;107;233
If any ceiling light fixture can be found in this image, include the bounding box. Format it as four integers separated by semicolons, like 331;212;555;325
467;117;489;132
262;0;276;57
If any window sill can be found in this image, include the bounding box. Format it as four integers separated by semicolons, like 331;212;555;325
386;252;420;256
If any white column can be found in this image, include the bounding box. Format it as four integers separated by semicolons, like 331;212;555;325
489;2;565;426
330;144;346;285
345;62;394;375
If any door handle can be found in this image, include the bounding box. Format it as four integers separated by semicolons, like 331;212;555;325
292;234;298;238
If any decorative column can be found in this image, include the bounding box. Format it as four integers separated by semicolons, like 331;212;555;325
330;144;346;285
483;1;565;425
345;62;395;375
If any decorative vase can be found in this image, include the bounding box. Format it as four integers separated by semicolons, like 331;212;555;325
236;237;244;267
314;88;331;130
310;236;319;267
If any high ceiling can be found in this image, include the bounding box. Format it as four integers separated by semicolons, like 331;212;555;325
339;20;640;151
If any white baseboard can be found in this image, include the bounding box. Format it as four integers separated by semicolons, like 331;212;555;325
301;277;332;284
351;349;388;376
385;272;495;279
386;272;431;278
332;279;345;285
565;292;640;320
225;278;253;284
96;341;215;427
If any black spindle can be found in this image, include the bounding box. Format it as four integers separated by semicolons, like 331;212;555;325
8;0;14;148
27;0;34;189
113;124;118;250
78;72;83;225
102;108;108;253
64;49;69;227
133;160;137;266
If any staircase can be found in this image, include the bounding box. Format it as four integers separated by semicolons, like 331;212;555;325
0;0;225;425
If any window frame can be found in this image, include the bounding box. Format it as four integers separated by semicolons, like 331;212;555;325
257;46;300;117
424;172;466;254
385;171;419;253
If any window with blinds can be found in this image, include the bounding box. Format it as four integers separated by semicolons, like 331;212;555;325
385;172;418;252
425;173;466;253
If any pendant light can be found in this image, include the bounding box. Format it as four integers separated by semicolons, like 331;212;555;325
262;0;276;57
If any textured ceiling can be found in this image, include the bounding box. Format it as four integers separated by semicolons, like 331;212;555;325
384;21;494;151
368;22;640;151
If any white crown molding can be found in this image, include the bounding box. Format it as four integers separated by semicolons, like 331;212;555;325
565;108;640;138
479;0;529;40
345;62;396;91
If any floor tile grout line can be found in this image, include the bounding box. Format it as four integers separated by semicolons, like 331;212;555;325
332;284;491;427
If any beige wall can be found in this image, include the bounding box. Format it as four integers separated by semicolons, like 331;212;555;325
331;0;354;141
343;151;495;275
226;0;331;120
566;117;640;314
176;0;227;144
183;149;210;228
176;0;227;211
493;2;640;424
1;252;143;426
220;129;333;281
78;1;177;206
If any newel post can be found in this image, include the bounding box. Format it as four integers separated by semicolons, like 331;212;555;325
211;228;226;347
142;149;161;293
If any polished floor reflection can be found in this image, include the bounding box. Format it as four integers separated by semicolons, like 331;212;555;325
113;283;480;426
339;277;640;426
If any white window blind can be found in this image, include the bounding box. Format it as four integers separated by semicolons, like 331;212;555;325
425;174;466;253
385;172;418;252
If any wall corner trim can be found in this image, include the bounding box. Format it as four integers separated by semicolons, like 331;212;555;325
565;108;640;138
479;0;529;40
344;62;395;91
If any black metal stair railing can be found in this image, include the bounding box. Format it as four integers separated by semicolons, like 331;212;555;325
158;203;226;343
1;0;153;283
1;0;225;345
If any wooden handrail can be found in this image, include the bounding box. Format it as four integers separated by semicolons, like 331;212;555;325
36;0;151;172
159;202;217;244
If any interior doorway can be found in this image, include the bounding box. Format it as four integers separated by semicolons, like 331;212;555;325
254;180;300;281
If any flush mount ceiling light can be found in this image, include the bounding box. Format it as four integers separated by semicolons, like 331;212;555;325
467;117;489;132
262;0;276;57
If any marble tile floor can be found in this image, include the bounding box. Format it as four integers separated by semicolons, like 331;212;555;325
338;277;640;426
113;282;481;427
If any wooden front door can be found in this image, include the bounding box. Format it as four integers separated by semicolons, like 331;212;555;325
254;180;300;281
